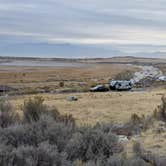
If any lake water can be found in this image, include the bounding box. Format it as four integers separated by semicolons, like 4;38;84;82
0;60;87;67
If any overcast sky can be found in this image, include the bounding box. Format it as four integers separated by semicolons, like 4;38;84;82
0;0;166;58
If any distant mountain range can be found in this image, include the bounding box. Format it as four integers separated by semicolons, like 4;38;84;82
0;42;165;58
0;43;123;58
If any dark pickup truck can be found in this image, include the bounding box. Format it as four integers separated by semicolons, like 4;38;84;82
90;85;109;92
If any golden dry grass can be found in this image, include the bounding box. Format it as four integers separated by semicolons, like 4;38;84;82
8;88;166;158
82;56;166;64
0;64;137;89
126;121;166;157
10;90;165;126
1;59;166;158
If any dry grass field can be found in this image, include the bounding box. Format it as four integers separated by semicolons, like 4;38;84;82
81;56;166;65
0;64;136;86
10;89;165;126
0;57;166;161
136;126;166;156
0;63;138;95
1;58;166;162
126;120;166;158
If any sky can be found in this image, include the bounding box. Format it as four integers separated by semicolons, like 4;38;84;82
0;0;166;58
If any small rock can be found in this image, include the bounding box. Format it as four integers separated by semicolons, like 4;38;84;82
67;96;78;101
118;135;129;143
158;121;166;127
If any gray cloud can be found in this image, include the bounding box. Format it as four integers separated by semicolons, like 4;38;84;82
0;0;166;57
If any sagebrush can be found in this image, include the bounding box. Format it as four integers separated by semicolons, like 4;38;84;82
0;97;151;166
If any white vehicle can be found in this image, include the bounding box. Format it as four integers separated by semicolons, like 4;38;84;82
110;80;132;91
157;76;166;81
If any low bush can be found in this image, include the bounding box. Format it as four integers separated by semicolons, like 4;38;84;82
153;95;166;121
59;81;65;87
0;142;71;166
0;97;151;165
0;99;19;128
124;113;154;136
84;155;148;166
133;141;143;157
22;96;75;126
22;96;47;123
66;127;120;162
113;70;134;81
130;113;142;124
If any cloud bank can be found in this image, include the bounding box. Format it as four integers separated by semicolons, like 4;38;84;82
0;0;166;58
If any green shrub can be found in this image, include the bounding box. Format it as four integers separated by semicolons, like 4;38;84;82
153;95;166;121
22;96;74;123
133;141;142;157
22;96;46;123
66;127;120;162
130;113;142;124
0;99;19;128
158;95;166;121
113;70;134;81
59;81;65;87
0;97;153;165
129;157;147;166
0;142;71;166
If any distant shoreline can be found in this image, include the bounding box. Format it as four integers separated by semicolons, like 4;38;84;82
0;55;165;61
0;56;166;67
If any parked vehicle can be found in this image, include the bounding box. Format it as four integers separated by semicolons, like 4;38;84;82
109;80;132;91
157;76;166;81
90;85;109;92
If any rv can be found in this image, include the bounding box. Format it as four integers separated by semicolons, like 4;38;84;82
110;80;132;91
